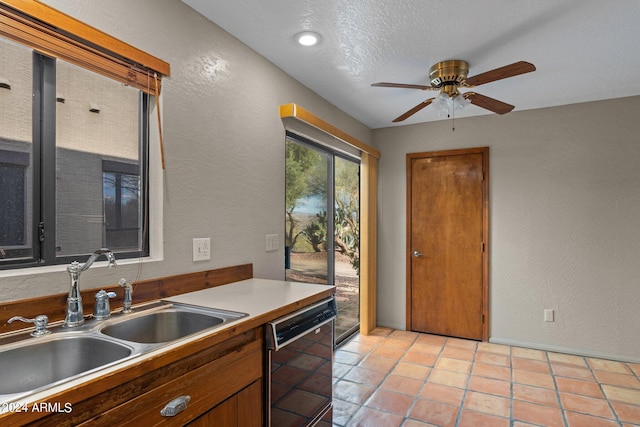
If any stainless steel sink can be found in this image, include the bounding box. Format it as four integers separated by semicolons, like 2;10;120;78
0;302;247;402
0;335;133;397
100;304;246;344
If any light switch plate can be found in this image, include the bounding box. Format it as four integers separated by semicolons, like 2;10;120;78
544;309;554;322
193;238;211;261
266;234;279;252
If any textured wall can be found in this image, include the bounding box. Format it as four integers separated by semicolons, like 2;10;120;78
373;96;640;362
0;0;371;299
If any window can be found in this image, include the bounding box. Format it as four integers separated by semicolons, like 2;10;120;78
0;34;149;268
103;161;141;251
0;149;29;256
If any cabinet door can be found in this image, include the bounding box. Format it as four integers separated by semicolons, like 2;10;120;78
187;380;262;427
237;379;262;427
206;395;238;427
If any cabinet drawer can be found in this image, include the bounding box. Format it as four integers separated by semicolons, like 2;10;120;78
82;337;262;426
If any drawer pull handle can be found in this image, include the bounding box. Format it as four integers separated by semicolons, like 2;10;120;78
160;395;191;417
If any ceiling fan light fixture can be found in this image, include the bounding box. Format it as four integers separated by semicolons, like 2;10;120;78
294;31;322;47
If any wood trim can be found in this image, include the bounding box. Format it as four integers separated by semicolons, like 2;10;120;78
0;0;170;76
279;103;380;335
279;103;380;159
0;264;253;334
359;153;378;334
406;147;489;341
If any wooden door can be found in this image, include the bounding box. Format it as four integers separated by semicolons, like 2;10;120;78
407;147;488;340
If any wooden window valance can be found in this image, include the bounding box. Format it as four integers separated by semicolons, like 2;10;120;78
0;0;170;94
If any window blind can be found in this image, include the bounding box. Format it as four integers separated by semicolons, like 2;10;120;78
0;1;170;94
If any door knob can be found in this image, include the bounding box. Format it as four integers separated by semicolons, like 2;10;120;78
413;250;422;257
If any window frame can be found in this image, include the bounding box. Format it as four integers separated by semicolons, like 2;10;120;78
0;51;150;270
0;1;165;270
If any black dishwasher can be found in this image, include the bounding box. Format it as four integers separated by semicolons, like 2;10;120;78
265;297;337;427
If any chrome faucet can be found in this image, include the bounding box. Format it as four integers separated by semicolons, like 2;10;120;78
119;278;133;313
64;248;117;327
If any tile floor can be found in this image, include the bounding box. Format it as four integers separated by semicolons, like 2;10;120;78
332;328;640;427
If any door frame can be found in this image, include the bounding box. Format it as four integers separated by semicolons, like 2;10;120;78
406;146;490;341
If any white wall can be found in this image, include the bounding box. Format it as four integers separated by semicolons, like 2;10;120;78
0;0;371;300
373;96;640;362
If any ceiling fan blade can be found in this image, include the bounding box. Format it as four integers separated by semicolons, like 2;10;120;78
392;98;435;122
372;82;435;90
463;92;514;114
464;61;536;87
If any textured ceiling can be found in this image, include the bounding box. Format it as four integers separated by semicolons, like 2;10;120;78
182;0;640;129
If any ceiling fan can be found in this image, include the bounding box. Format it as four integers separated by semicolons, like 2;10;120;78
372;60;536;122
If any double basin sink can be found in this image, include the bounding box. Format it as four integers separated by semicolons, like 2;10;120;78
0;303;247;403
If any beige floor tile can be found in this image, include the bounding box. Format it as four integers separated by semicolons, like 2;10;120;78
428;368;469;388
556;376;604;398
551;362;596;381
409;342;443;355
565;411;621;427
472;362;512;381
381;337;415;350
602;384;640;405
512;369;555;389
512;347;546;360
358;355;397;373
352;334;385;345
415;334;447;346
594;370;640;389
409;399;459;426
547;351;587;367
371;345;408;360
365;389;414;416
401;420;434;427
380;374;424;396
349;407;404;427
339;340;376;354
401;350;438;367
468;375;511;398
334;350;365;365
435;357;472;374
464;390;510;417
342;366;388;387
475;351;511;367
459;409;510;427
610;400;640;424
369;327;393;336
559;392;615;419
333;380;375;405
392;362;431;381
333;331;636;427
588;357;633;374
419;382;465;407
445;337;479;350
512;400;565;427
513;383;559;407
441;345;476;361
389;329;420;341
511;357;551;374
477;341;511;355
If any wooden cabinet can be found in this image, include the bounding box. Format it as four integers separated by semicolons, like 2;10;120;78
188;379;262;427
4;328;263;426
81;330;264;426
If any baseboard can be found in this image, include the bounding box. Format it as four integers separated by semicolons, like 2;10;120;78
490;337;640;364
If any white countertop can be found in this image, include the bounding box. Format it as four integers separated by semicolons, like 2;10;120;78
165;278;335;318
2;278;334;408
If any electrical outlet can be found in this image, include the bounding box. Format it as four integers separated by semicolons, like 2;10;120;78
544;309;555;322
193;238;211;261
266;234;279;252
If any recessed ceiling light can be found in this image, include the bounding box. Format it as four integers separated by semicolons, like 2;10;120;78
294;31;322;47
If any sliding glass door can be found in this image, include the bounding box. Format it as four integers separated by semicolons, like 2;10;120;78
285;134;360;343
